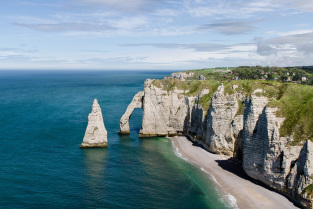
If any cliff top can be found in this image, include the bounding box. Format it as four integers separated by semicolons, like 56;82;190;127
152;66;313;145
170;65;313;85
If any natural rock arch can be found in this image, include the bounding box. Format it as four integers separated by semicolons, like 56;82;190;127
118;91;144;135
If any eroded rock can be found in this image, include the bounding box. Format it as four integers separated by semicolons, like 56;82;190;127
119;91;144;135
80;99;108;148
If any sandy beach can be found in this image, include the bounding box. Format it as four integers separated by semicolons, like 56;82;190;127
171;136;300;209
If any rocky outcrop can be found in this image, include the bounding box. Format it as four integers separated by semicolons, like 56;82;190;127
232;115;244;159
202;84;240;155
287;140;313;208
120;78;313;208
190;102;204;140
166;72;194;81
119;79;210;137
119;91;144;134
199;75;206;80
139;79;195;137
243;104;288;190
241;91;313;207
80;99;108;148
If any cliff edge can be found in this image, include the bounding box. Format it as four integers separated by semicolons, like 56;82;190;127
119;75;313;208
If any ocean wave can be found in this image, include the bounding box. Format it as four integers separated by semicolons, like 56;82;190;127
170;138;239;209
219;194;239;209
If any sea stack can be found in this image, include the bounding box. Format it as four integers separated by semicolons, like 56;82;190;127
80;99;108;148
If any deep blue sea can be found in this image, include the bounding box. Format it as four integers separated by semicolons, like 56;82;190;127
0;70;232;209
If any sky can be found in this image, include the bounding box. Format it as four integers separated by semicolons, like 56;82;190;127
0;0;313;70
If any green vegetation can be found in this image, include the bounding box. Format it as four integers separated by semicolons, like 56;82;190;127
188;67;235;81
269;84;313;145
236;100;245;116
152;79;188;92
178;66;313;85
222;80;285;98
152;78;220;110
302;184;313;198
198;82;220;111
152;66;313;145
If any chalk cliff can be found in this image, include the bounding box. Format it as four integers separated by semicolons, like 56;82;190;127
202;84;239;155
119;91;144;135
80;99;108;148
140;79;195;137
166;72;195;81
120;78;313;208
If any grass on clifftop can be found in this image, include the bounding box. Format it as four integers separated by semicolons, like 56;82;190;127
152;79;290;113
222;80;286;98
152;79;220;110
269;84;313;145
153;76;313;145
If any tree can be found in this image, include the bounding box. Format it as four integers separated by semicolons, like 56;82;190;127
267;74;273;80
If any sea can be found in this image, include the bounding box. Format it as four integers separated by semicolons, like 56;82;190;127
0;70;234;209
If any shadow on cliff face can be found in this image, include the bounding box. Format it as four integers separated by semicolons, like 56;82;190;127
184;134;301;208
215;158;302;208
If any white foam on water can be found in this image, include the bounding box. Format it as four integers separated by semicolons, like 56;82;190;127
200;167;221;186
170;138;239;209
219;194;239;209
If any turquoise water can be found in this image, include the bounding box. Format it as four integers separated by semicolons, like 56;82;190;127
0;70;231;209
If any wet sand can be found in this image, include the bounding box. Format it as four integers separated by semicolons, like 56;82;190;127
170;136;300;209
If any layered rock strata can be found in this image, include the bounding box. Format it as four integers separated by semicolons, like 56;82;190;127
202;84;240;155
120;78;313;208
80;99;108;148
119;91;144;134
287;140;313;208
139;79;195;137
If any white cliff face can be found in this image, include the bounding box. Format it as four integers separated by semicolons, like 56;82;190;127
202;84;240;155
242;91;291;188
80;99;108;148
119;91;144;134
232;115;244;159
243;105;288;189
287;140;313;208
140;79;194;136
190;102;204;140
167;72;195;81
120;78;313;208
241;91;313;207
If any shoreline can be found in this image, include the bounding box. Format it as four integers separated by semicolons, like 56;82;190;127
170;136;300;209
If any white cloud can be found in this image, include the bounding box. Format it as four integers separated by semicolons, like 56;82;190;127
76;0;167;13
183;0;277;18
14;22;116;32
3;15;55;24
267;29;313;36
276;0;313;12
256;31;313;58
197;20;258;35
107;16;148;29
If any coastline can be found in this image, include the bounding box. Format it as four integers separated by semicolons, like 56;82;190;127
170;136;300;209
